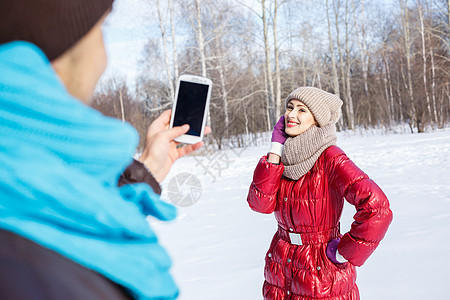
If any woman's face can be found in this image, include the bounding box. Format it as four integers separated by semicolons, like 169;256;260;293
284;99;316;137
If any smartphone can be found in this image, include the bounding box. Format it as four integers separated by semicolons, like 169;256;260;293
170;74;212;144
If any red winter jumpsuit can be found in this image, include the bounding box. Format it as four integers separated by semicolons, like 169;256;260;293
247;146;393;300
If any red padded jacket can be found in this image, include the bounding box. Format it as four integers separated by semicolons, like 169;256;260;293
247;146;393;300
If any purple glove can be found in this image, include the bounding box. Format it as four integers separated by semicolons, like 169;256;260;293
269;116;288;156
271;115;288;144
326;238;346;264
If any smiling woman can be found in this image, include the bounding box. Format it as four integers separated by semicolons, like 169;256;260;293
247;86;393;300
284;99;317;136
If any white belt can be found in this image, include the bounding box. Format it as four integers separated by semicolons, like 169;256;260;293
288;232;303;246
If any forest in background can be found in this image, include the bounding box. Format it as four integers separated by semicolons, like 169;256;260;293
92;0;450;151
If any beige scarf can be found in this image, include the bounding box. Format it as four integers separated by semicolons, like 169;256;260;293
281;123;337;180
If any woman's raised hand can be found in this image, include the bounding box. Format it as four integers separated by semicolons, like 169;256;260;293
272;115;288;144
267;115;287;164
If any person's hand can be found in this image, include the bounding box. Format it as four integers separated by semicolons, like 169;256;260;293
268;115;288;158
272;115;288;144
326;237;347;264
139;109;211;182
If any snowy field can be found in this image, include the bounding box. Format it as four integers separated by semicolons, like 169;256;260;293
151;128;450;300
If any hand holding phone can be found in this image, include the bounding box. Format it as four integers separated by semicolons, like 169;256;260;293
139;110;210;182
169;74;212;144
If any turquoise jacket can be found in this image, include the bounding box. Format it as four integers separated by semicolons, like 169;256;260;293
0;41;178;299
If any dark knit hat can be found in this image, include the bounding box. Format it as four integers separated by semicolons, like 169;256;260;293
285;87;343;127
0;0;114;61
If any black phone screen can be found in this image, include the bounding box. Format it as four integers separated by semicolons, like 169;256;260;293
173;81;209;136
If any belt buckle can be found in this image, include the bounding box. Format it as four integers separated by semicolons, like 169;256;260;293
288;232;303;245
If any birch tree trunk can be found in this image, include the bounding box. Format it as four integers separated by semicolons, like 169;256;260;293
262;0;275;127
218;64;230;135
382;52;393;125
384;49;395;124
119;88;125;122
195;0;207;77
427;28;438;126
263;58;271;131
357;0;370;125
441;81;450;127
244;103;249;137
333;0;350;128
424;1;438;126
448;0;450;34
310;41;323;89
344;0;354;129
156;0;175;99
193;0;211;134
333;0;346;97
169;0;179;80
418;3;433;122
302;54;307;86
273;0;282;117
326;0;343;128
395;65;404;124
400;0;417;127
326;0;340;97
216;30;230;134
354;0;369;98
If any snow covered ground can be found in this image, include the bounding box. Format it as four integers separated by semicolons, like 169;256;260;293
151;128;450;300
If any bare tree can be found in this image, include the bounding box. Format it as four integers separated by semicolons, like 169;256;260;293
354;0;369;98
399;0;418;129
343;0;355;129
169;0;179;80
261;0;276;127
326;0;343;129
273;0;282;117
448;0;450;33
418;2;433;122
195;0;207;77
155;0;175;99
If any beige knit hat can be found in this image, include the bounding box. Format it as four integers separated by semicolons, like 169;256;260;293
285;87;343;127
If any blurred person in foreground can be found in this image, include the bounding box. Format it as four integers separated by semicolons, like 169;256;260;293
0;1;208;299
247;87;393;299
